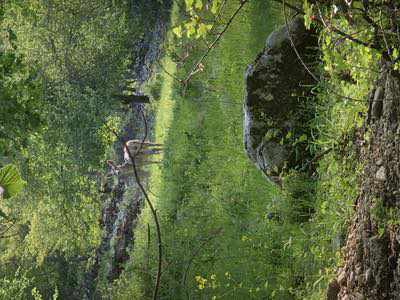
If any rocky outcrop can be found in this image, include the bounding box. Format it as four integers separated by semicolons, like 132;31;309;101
243;17;318;184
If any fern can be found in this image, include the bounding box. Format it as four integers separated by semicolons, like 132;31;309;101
0;164;26;199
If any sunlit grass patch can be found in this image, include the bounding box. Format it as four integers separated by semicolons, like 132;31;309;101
147;55;177;208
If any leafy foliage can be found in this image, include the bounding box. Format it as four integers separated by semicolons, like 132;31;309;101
0;27;43;157
0;268;31;300
173;0;221;39
0;164;26;199
0;0;140;298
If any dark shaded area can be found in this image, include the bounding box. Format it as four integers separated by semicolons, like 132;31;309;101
114;94;150;104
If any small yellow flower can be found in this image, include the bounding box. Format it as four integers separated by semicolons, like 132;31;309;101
211;274;216;280
195;275;207;290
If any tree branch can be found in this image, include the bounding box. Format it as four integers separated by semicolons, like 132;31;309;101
183;0;249;84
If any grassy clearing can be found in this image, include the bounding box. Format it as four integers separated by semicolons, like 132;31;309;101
111;2;295;299
111;1;379;299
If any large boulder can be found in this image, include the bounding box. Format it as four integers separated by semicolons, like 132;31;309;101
243;17;318;184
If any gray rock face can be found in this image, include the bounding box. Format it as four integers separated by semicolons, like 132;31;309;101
243;17;318;183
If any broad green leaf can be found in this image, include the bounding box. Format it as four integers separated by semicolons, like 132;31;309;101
196;23;210;39
0;164;26;199
297;134;307;143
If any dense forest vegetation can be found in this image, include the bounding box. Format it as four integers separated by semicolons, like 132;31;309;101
1;0;400;299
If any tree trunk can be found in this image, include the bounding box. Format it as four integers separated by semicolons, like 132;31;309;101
332;63;400;299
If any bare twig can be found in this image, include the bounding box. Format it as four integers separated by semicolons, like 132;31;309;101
0;223;16;237
183;0;249;84
377;7;392;57
271;0;303;14
282;1;318;83
208;0;228;34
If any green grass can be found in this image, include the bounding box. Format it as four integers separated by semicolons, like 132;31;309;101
110;2;297;299
111;2;380;299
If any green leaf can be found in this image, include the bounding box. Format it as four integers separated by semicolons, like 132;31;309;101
378;226;385;237
172;26;183;38
185;21;196;38
195;0;203;10
0;164;26;199
185;0;194;9
196;23;211;39
211;0;221;14
297;134;307;143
